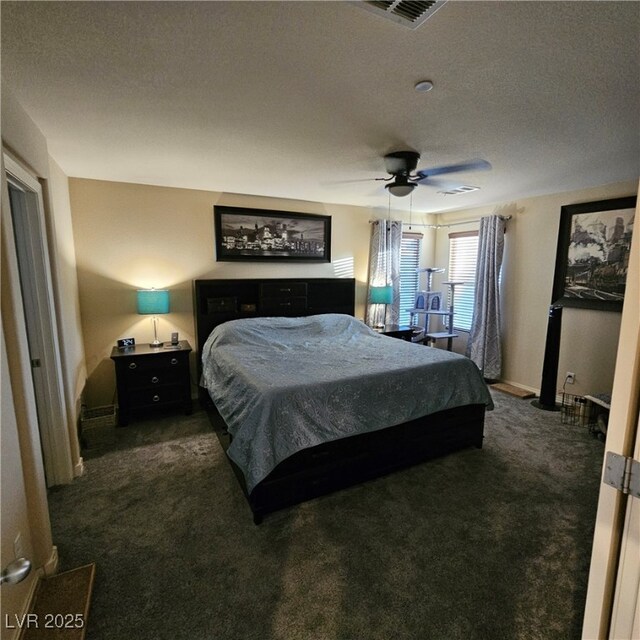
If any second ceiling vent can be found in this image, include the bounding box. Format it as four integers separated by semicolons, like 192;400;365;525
358;1;447;29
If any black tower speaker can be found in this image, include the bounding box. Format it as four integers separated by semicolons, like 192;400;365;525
531;305;563;411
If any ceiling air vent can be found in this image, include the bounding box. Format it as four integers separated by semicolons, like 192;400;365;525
357;1;447;29
437;186;480;196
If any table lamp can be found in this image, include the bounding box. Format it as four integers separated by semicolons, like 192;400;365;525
370;285;393;327
137;288;170;347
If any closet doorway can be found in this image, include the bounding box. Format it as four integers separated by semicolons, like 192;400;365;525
4;153;73;486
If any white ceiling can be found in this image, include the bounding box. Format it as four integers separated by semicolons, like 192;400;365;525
2;1;639;214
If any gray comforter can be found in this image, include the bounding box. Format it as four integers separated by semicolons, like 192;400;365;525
201;314;493;492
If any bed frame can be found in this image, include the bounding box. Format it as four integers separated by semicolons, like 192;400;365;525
194;278;485;524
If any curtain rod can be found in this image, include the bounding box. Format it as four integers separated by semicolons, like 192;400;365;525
370;215;512;229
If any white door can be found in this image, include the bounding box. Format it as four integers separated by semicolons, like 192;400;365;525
4;154;73;486
582;190;639;639
1;323;37;640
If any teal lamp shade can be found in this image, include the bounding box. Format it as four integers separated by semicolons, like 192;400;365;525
137;289;170;347
136;289;170;315
370;285;393;305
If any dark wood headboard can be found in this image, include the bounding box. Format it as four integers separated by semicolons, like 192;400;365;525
193;277;356;361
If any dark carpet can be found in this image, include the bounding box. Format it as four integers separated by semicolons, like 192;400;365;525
47;391;603;640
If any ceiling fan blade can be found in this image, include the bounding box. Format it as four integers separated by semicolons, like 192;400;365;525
415;159;491;181
321;177;381;186
415;177;461;189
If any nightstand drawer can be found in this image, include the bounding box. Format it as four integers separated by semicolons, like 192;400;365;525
122;353;186;373
128;385;185;409
125;368;183;389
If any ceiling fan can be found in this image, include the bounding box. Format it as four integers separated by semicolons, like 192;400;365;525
377;150;492;197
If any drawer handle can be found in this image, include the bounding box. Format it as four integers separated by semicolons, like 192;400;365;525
128;362;137;370
170;358;178;365
152;394;160;402
280;302;291;307
279;288;291;293
151;376;159;384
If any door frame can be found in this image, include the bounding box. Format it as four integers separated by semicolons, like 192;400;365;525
582;187;639;638
609;411;640;639
4;153;73;487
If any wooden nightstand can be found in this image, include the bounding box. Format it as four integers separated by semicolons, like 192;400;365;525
110;341;192;426
375;325;417;342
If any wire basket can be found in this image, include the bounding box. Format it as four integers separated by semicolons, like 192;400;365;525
80;404;116;448
561;393;589;427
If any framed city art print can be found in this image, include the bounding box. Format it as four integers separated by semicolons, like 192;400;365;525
214;205;331;262
551;196;636;312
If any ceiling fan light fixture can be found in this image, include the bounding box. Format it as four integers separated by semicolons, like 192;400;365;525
386;181;417;197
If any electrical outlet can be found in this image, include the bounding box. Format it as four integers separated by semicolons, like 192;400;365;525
566;372;576;385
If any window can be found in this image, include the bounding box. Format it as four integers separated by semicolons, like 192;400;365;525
399;232;422;325
447;231;479;331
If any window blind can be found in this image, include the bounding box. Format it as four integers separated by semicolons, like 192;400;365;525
448;231;478;331
399;232;422;325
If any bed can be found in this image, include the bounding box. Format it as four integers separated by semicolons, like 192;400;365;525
194;278;493;523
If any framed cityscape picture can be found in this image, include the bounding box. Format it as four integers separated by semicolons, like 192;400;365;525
214;206;331;262
551;196;636;311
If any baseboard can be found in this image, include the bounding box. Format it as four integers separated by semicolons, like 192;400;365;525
497;378;538;395
42;546;59;577
74;457;85;478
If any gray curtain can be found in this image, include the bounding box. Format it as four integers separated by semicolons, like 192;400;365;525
366;220;402;327
466;215;506;380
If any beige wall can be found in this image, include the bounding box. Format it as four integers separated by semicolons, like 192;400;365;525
70;179;421;406
69;175;637;405
433;180;638;397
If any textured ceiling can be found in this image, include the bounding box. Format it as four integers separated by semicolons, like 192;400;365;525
2;1;639;213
